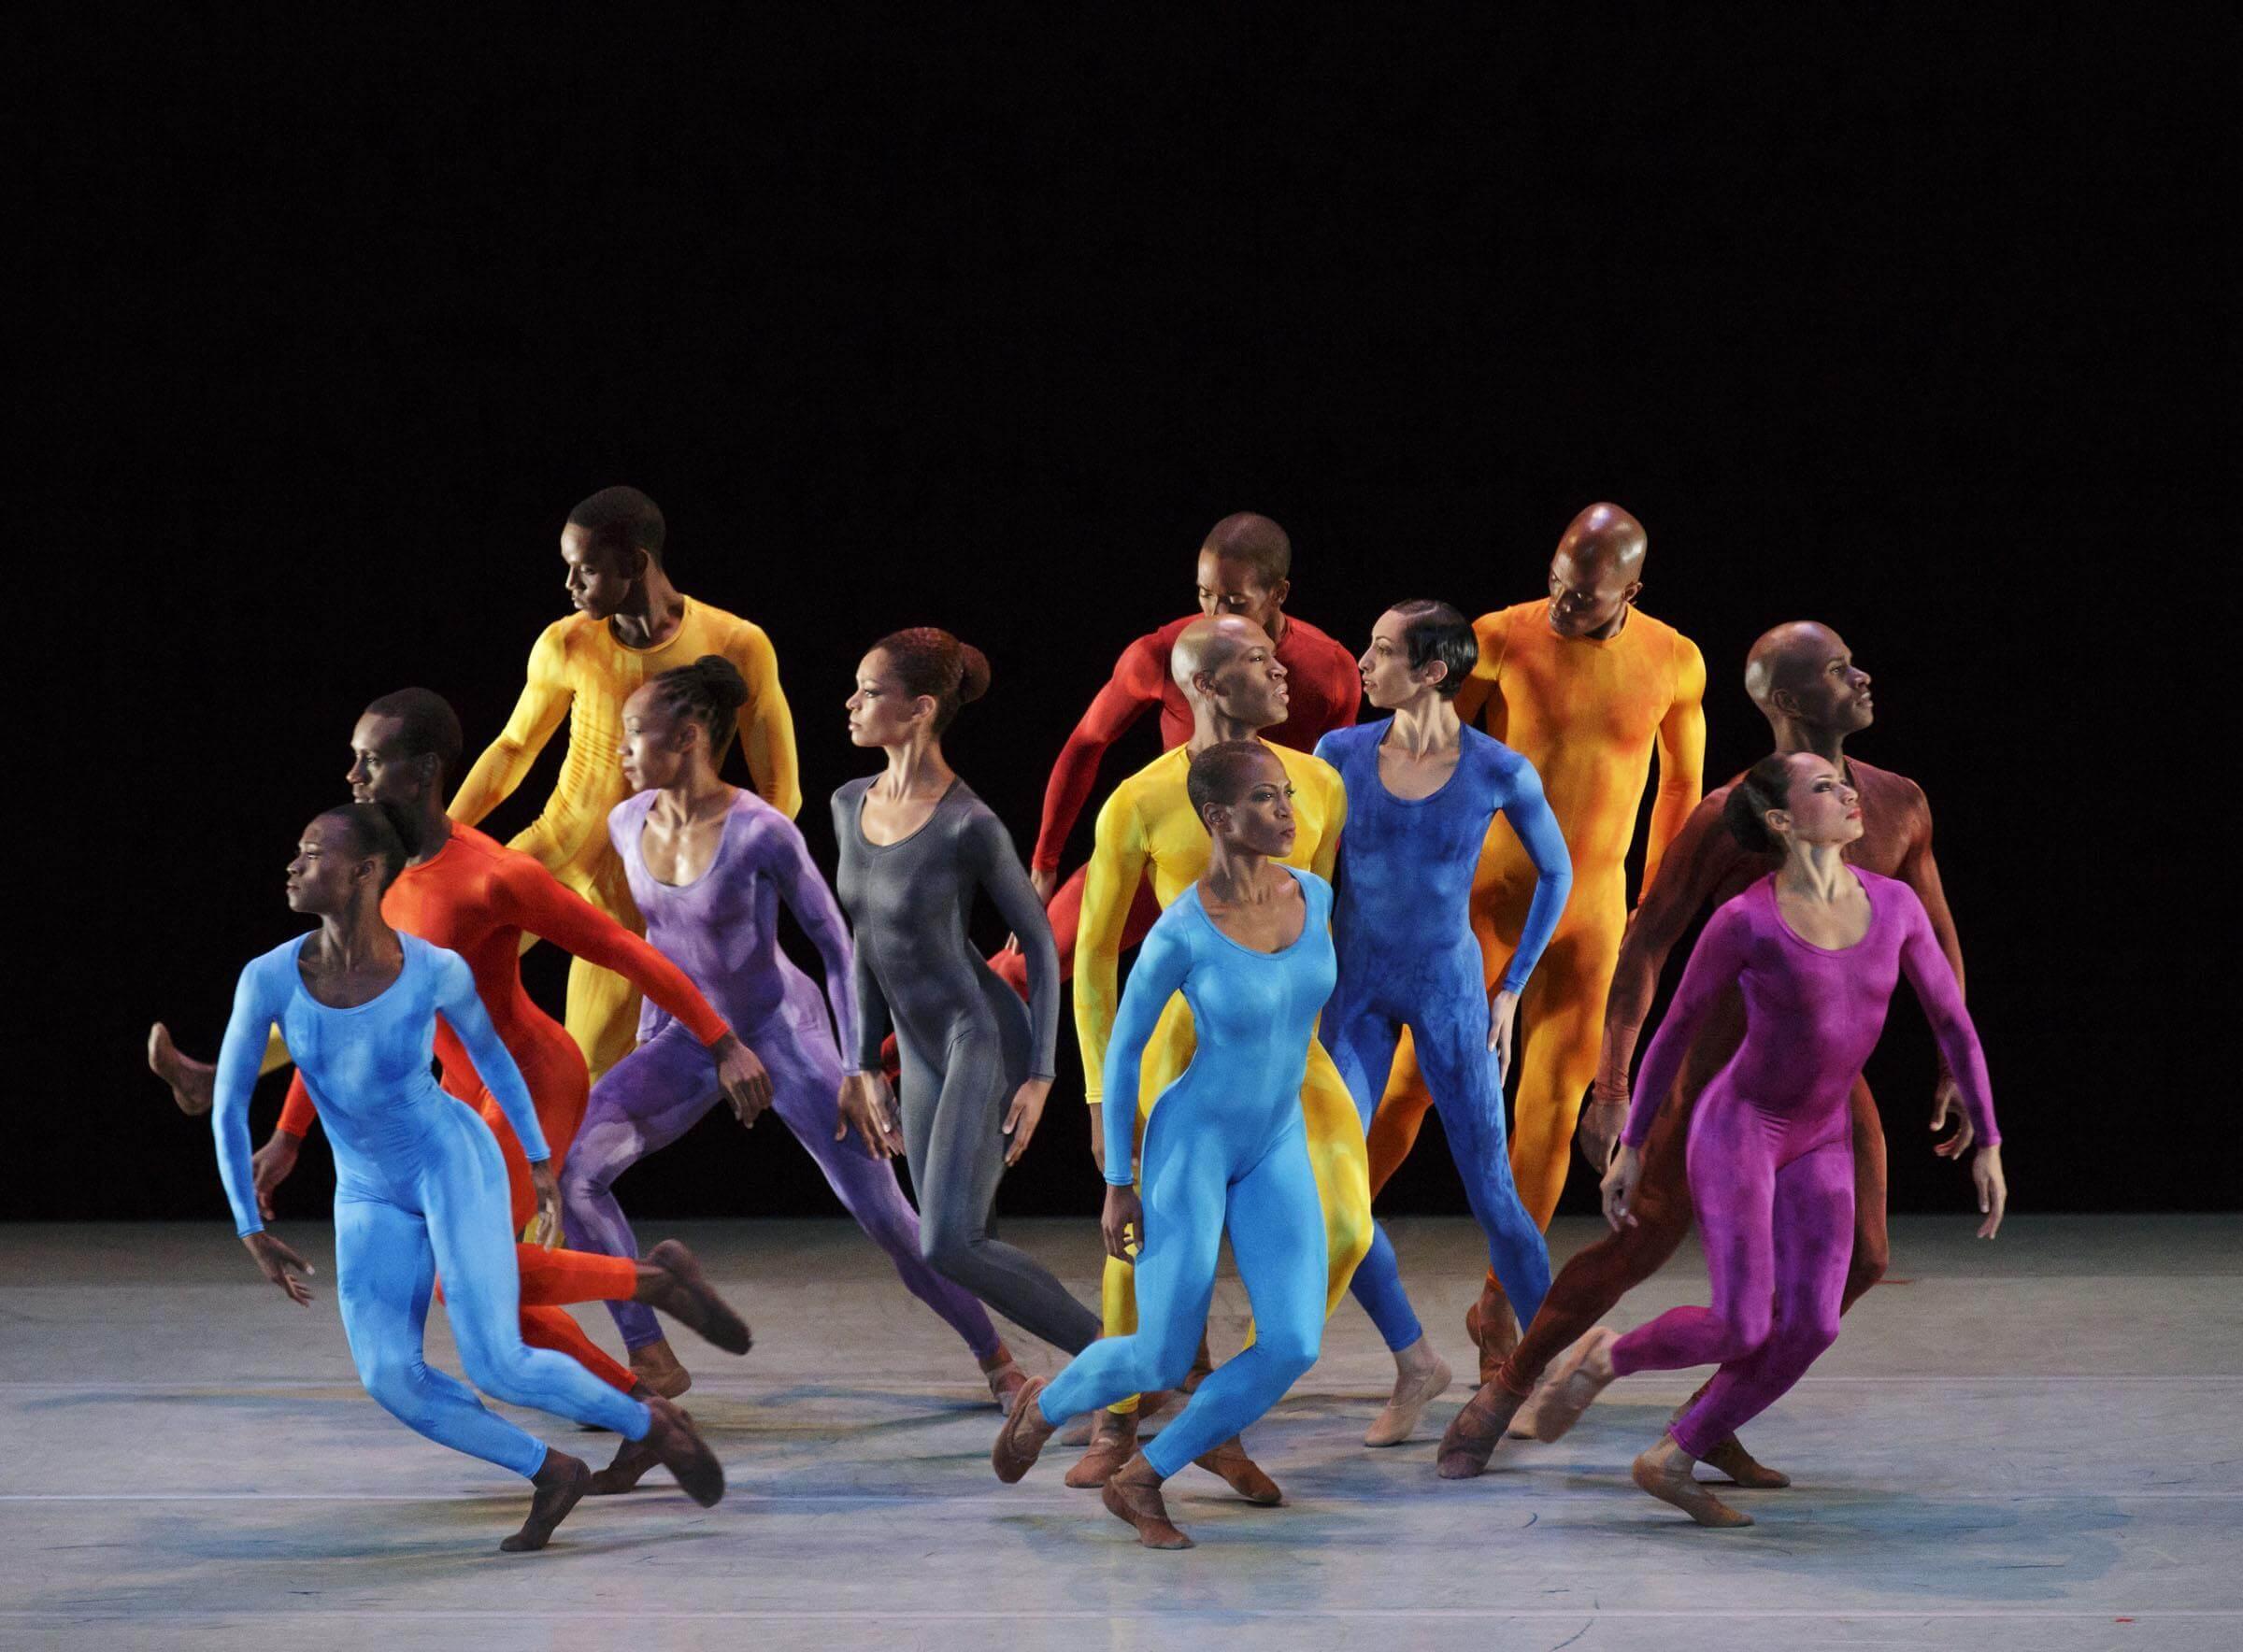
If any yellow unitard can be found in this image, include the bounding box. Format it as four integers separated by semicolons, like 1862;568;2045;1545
1077;742;1370;1411
449;598;799;1081
1368;601;1706;1233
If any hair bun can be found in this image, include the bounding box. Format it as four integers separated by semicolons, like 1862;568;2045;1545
956;643;992;705
690;654;750;714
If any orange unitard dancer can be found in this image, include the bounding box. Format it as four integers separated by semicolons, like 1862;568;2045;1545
1367;506;1704;1364
449;487;799;1082
987;513;1359;1003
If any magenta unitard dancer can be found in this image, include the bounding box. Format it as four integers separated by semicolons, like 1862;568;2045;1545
1608;869;1998;1458
562;787;1002;1365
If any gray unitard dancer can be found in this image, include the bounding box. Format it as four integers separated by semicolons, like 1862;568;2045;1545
832;776;1103;1353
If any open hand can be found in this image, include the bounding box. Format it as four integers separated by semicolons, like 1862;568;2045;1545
1599;1143;1643;1232
243;1231;316;1305
1487;986;1520;1078
713;1032;774;1128
836;1072;905;1159
1002;1077;1051;1166
1577;1089;1627;1171
1972;1144;2007;1238
250;1131;303;1223
1101;1183;1143;1263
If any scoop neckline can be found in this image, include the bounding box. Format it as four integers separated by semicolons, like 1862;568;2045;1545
854;775;962;851
1765;871;1877;954
1367;719;1469;806
1191;865;1315;957
637;787;746;890
292;932;411;1013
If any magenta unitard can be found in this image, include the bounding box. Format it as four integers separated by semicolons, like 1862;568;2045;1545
562;789;1000;1359
1612;871;1997;1456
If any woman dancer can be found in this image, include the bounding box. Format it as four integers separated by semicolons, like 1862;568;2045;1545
564;656;1026;1451
1316;603;1571;1446
1562;753;2005;1526
831;630;1103;1359
210;802;723;1552
991;743;1337;1550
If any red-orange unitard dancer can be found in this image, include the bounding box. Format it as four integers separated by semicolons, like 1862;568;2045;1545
1439;621;1974;1485
1367;504;1705;1377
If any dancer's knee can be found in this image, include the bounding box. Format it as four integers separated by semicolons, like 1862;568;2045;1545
1254;1318;1322;1385
917;1208;979;1278
1136;1320;1203;1392
353;1347;430;1421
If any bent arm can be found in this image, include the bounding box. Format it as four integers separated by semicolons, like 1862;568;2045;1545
1643;637;1707;893
212;960;287;1235
1033;634;1166;874
1101;922;1191;1183
729;625;802;821
1596;793;1745;1100
450;626;571;827
1496;761;1573;992
500;858;728;1046
1073;790;1151;1106
434;955;550;1161
764;819;863;1060
1622;901;1750;1147
1898;898;1999;1146
970;811;1062;1078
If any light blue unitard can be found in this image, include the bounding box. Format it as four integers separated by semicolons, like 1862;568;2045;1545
212;933;650;1477
1036;866;1338;1477
1314;719;1573;1349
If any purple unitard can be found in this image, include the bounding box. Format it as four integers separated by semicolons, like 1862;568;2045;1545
1612;871;1997;1456
562;789;999;1358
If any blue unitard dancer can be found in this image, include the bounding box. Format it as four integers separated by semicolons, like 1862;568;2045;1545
992;743;1338;1550
563;660;1017;1432
1316;603;1573;1446
210;804;721;1552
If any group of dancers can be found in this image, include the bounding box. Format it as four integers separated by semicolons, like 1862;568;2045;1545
150;487;2006;1553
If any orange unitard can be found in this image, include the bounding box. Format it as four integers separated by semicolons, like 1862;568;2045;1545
275;821;733;1392
1368;600;1706;1234
449;597;798;1081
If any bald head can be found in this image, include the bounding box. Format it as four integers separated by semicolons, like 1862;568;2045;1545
1173;614;1268;690
1546;504;1647;638
1174;614;1291;733
1744;620;1875;737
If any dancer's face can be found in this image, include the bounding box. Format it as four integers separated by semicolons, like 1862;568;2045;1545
1205;628;1292;730
1545;546;1639;639
285;815;367;915
561;525;637;621
845;650;926;748
1207;750;1297;858
345;714;426;807
1359;609;1440;709
620;684;693;791
1766;753;1864;848
1195;550;1289;638
1782;634;1876;733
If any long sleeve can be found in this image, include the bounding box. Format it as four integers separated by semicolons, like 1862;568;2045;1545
1494;758;1573;993
1895;891;1999;1146
833;788;890;1075
1594;791;1749;1103
449;622;573;827
1307;759;1347;882
1894;787;1965;1082
762;817;863;1061
431;950;550;1162
1032;634;1167;873
1451;607;1512;730
276;1069;319;1139
727;622;802;821
211;955;289;1236
967;808;1062;1079
1642;635;1707;895
1074;786;1152;1106
494;854;729;1046
1101;919;1193;1183
1622;899;1751;1148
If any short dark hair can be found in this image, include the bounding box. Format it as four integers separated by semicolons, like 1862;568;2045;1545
1187;740;1279;827
1201;513;1293;587
1390;600;1477;699
566;486;666;564
874;628;991;734
362;688;464;784
650;654;750;748
1722;753;1799;854
318;799;416;889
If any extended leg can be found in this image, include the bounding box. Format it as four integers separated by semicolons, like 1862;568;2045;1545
1418;1007;1551;1326
1505;916;1623;1232
1326;1004;1424;1355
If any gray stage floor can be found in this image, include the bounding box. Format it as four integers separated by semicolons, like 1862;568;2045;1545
3;1214;2238;1650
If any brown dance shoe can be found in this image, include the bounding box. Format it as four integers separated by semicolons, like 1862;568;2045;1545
1064;1407;1137;1488
1193;1436;1282;1505
587;1431;664;1496
980;1341;1030;1409
501;1450;591;1552
641;1394;725;1507
1633;1440;1754;1528
629;1337;693;1399
1101;1452;1193;1548
643;1240;751;1355
1464;1279;1520;1388
1436;1380;1529;1479
1699;1433;1793;1489
1518;1326;1617;1444
992;1375;1058;1484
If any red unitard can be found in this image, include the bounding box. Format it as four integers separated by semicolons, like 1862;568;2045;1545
1494;755;1964;1398
276;821;732;1391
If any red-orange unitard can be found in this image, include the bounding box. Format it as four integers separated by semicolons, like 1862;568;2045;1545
1368;600;1706;1233
1493;755;1962;1397
987;611;1361;999
276;821;732;1392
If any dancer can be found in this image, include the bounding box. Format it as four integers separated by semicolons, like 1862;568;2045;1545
450;486;800;1083
1316;603;1572;1446
210;802;725;1552
1367;503;1705;1379
1563;753;2002;1526
1441;622;1975;1480
993;743;1338;1550
830;629;1105;1360
1066;613;1366;1493
151;689;764;1412
563;654;1026;1453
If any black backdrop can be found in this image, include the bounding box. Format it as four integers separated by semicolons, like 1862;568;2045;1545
27;11;2233;1224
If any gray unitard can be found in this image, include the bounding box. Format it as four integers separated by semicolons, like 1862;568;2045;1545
832;776;1102;1354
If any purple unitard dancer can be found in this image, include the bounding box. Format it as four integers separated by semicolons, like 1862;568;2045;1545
562;659;1010;1408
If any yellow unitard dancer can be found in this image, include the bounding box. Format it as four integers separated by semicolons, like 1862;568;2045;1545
449;489;800;1081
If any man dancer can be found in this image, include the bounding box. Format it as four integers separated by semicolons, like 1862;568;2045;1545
1439;621;1972;1482
150;689;769;1405
1067;615;1372;1492
450;486;799;1082
1368;504;1705;1378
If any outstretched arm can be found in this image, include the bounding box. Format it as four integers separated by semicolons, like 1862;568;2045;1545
1494;760;1573;993
1032;634;1167;875
497;856;728;1047
1642;635;1707;894
450;624;572;828
1100;920;1192;1184
727;623;802;821
212;957;289;1236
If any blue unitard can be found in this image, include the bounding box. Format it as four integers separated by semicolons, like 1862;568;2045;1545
1036;867;1338;1477
1314;719;1573;1349
212;933;650;1477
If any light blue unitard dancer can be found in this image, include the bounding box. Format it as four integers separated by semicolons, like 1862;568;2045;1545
212;933;655;1474
1315;718;1572;1352
564;786;1002;1363
1036;865;1337;1477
